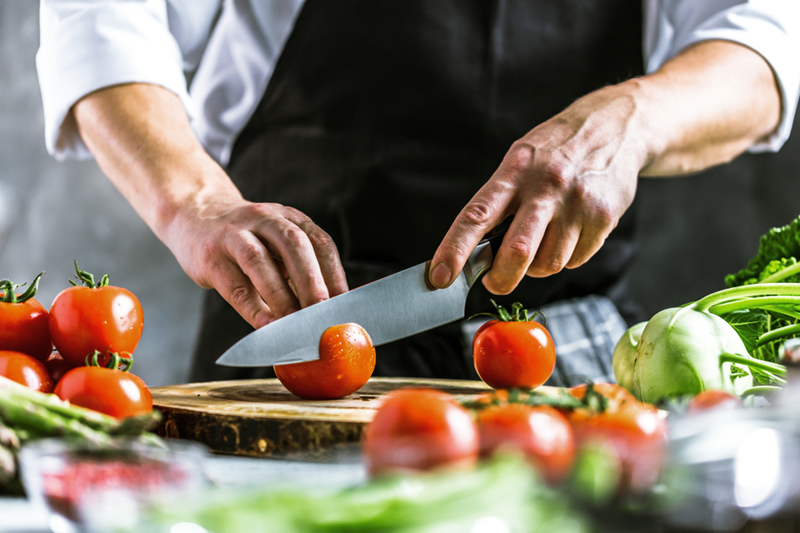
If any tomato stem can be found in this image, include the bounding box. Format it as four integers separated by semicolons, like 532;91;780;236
85;350;133;372
69;261;110;289
0;272;44;304
469;299;547;324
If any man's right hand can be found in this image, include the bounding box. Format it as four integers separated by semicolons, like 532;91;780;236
72;83;348;328
168;198;348;328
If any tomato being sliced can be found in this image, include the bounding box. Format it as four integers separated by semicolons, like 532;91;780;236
275;323;375;400
0;273;53;362
54;365;152;419
0;350;54;393
472;301;556;390
477;403;575;484
49;263;143;369
363;388;479;476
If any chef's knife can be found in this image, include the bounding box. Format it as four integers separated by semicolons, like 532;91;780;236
216;230;505;367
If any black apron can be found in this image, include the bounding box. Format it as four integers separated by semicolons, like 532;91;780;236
190;0;644;383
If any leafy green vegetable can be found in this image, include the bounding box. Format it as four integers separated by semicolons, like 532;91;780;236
129;454;588;533
616;216;800;402
618;284;800;403
725;214;800;287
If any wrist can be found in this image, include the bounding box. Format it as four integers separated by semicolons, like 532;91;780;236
609;78;665;174
151;150;244;245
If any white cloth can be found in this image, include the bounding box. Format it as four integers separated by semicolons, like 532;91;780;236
38;0;800;164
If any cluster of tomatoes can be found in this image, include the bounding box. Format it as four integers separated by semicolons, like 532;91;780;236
362;383;668;495
357;300;672;494
0;264;152;419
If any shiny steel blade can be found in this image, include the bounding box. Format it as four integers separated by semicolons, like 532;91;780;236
216;242;493;367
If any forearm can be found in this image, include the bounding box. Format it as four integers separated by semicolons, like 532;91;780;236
71;82;348;325
71;83;241;244
630;40;780;176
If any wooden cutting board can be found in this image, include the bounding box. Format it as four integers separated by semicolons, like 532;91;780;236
152;377;510;457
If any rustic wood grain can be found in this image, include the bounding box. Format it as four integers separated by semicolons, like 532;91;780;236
152;377;503;457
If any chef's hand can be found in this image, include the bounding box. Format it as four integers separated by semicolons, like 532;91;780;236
429;84;645;294
167;197;349;328
429;40;780;294
71;83;349;329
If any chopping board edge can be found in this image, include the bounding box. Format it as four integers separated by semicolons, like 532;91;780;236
150;377;502;457
155;404;366;458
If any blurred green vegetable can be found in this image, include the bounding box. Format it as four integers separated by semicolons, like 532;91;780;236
131;454;588;533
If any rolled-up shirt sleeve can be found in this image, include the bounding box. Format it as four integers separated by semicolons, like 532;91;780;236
648;0;800;153
36;0;198;161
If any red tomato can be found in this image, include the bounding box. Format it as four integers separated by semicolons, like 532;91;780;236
363;388;479;476
568;382;638;414
54;366;152;419
44;351;70;384
0;274;53;362
687;389;743;414
49;266;143;369
569;402;666;493
478;403;575;484
275;323;375;400
0;350;54;393
473;312;556;390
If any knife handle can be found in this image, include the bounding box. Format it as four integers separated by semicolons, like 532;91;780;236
424;217;510;290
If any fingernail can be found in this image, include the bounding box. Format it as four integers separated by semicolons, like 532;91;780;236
430;263;452;288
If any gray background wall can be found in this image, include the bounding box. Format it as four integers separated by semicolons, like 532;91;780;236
0;2;797;387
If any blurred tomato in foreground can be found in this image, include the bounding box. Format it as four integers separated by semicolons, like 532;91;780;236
478;403;575;484
687;389;743;414
363;388;479;476
569;399;666;493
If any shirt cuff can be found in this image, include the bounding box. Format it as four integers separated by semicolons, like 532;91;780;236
36;1;195;161
665;8;800;153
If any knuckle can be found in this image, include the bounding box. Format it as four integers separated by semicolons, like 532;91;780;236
538;163;571;192
506;141;536;173
308;228;337;252
504;237;534;262
235;239;267;267
278;225;307;247
460;201;495;227
281;205;307;221
227;284;252;309
530;259;565;277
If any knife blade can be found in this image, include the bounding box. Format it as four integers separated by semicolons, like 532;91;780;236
215;236;499;368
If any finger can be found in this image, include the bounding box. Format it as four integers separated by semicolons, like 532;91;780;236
565;215;615;269
209;258;278;329
258;217;332;308
286;211;349;297
526;216;581;278
429;183;516;289
226;230;302;318
481;205;550;294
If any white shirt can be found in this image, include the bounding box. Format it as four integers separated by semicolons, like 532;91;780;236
37;0;800;166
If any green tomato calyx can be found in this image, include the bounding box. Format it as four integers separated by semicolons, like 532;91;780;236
0;271;44;304
470;299;546;324
69;260;110;289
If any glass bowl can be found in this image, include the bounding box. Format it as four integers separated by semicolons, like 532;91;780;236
19;437;209;533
